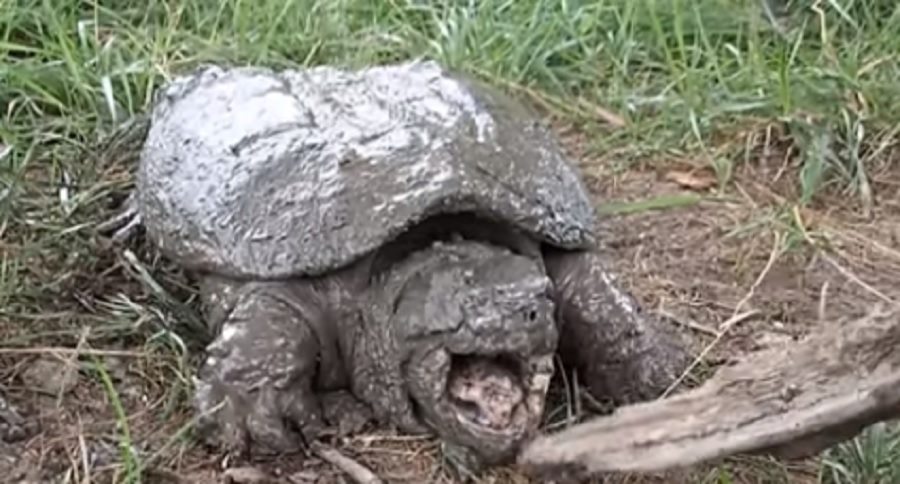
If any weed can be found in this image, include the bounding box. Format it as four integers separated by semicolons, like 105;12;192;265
91;355;143;483
819;421;900;484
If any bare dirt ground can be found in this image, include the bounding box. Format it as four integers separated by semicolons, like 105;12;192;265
1;120;898;484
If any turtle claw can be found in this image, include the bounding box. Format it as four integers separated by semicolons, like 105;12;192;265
96;191;142;242
246;387;318;454
192;352;373;459
193;363;325;458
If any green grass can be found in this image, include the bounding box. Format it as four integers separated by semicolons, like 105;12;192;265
820;421;900;484
2;0;899;482
92;354;143;484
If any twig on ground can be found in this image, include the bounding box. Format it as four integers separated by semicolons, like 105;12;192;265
660;230;782;398
830;228;900;264
57;327;90;408
78;416;92;483
732;230;783;317
793;207;896;305
818;281;830;325
345;433;434;444
655;308;718;336
661;309;759;399
312;442;383;484
821;251;896;304
0;347;152;358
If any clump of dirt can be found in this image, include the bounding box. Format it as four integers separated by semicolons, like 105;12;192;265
1;120;898;484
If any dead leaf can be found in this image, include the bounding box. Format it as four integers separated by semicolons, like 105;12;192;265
664;170;717;191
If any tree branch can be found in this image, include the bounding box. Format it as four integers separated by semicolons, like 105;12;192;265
518;304;900;478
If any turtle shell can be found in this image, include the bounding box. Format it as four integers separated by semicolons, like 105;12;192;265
136;60;596;279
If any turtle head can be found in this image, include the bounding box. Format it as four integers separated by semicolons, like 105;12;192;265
391;240;558;470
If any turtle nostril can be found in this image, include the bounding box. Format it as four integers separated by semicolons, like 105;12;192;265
527;310;537;321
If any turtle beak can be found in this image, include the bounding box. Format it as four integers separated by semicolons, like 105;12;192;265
445;352;553;437
404;344;554;464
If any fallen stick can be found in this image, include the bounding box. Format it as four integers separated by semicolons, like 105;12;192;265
518;304;900;478
311;442;383;484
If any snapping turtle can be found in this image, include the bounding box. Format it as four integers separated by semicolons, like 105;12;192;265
109;60;689;470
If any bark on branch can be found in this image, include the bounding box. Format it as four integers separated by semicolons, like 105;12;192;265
518;304;900;478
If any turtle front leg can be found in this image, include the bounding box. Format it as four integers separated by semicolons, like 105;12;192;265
544;248;691;405
192;280;327;457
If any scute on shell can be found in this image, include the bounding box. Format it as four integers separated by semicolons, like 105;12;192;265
137;60;596;278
